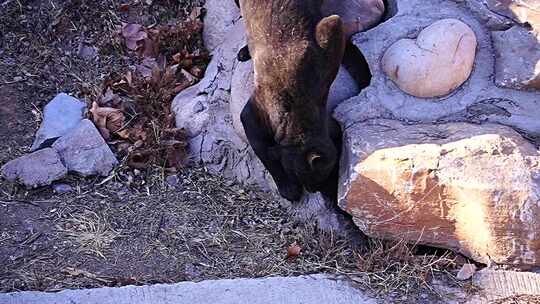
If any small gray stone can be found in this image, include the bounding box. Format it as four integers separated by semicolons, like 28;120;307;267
1;148;67;188
52;119;118;177
52;183;73;194
31;93;87;151
78;45;98;60
166;175;180;187
493;26;540;91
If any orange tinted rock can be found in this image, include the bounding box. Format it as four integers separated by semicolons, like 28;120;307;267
339;119;540;266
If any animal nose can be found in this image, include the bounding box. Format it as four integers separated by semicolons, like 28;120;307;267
305;184;317;193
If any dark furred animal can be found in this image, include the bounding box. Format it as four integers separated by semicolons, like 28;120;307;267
238;0;346;201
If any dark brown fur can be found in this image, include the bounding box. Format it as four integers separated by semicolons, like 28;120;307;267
239;0;346;201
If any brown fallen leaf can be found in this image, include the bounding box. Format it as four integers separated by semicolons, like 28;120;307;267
89;102;125;140
189;66;205;78
141;28;160;58
161;128;188;170
119;3;130;12
286;242;302;260
127;150;152;169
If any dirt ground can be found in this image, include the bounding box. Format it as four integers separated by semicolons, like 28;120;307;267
2;1;538;303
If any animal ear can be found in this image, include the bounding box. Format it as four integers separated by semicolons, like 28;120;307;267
315;15;346;60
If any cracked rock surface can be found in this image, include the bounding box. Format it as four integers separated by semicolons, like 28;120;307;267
338;119;540;266
345;0;540;140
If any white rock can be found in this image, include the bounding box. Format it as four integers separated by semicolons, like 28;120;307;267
456;264;477;281
382;19;477;98
31;93;87;151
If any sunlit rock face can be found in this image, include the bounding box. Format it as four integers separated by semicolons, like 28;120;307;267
338;119;540;266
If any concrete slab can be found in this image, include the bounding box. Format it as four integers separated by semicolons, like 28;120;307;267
0;275;378;304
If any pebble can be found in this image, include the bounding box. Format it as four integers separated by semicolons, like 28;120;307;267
166;175;180;187
53;183;73;194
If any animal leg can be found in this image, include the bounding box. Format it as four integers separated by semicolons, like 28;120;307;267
241;99;303;201
317;117;342;202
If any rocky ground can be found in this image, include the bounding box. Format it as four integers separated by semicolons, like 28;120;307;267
3;0;540;303
0;1;471;303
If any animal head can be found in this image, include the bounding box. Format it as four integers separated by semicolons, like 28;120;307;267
258;15;344;192
269;138;338;193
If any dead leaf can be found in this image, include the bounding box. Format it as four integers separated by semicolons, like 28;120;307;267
286;242;302;260
119;3;130;12
127;150;151;169
141;29;160;58
90;102;126;140
189;66;205;78
135;58;158;79
161;128;187;170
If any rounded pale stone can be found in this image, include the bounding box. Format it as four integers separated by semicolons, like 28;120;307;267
382;19;477;98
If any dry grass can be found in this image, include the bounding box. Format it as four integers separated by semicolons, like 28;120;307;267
1;166;465;303
58;210;121;259
0;1;468;302
492;295;540;304
351;239;459;298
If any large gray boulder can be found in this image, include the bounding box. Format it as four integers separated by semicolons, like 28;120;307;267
344;0;540;141
337;118;540;266
52;119;118;177
31;93;87;151
1;148;67;188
